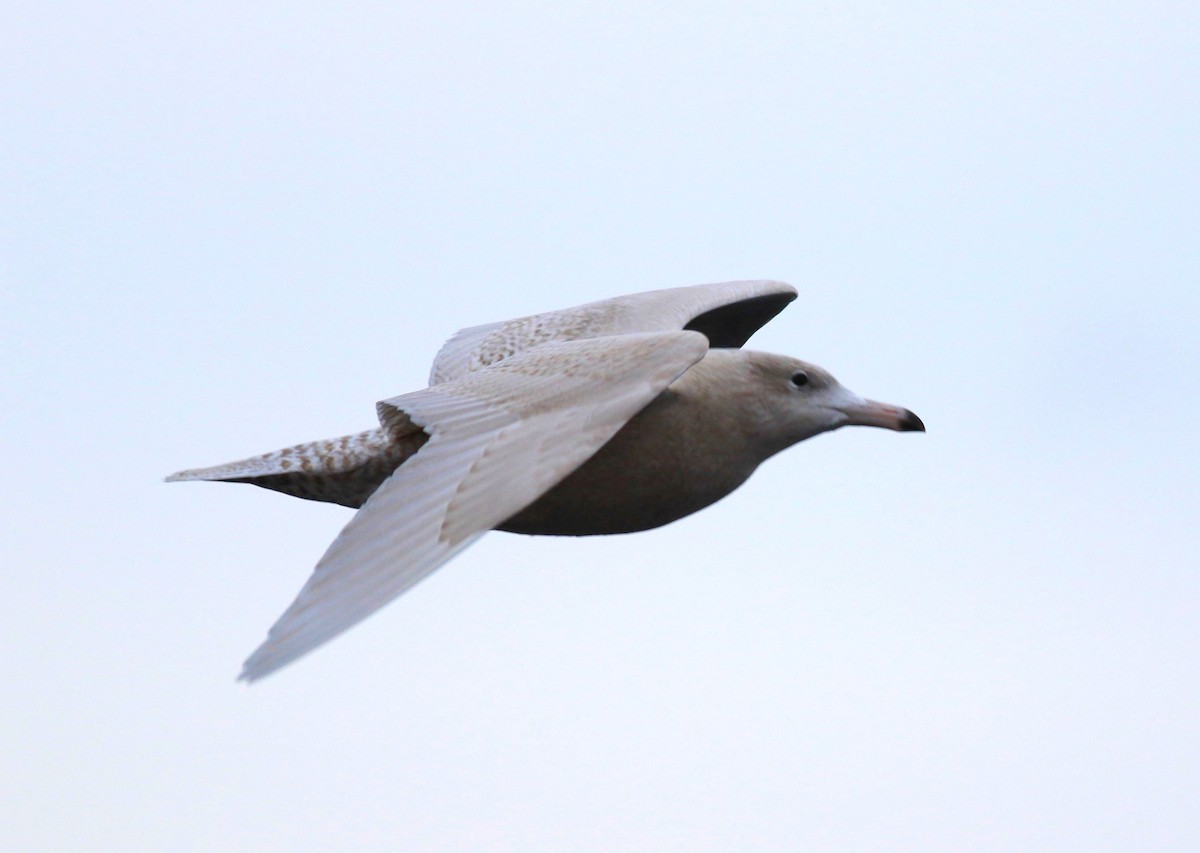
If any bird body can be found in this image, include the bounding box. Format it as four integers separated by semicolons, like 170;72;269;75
505;350;806;535
168;281;923;681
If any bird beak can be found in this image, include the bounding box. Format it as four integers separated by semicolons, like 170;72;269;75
842;398;925;432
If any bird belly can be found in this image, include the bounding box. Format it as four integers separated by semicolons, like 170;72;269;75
497;392;757;536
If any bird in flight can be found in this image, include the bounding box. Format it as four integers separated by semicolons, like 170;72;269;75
168;280;924;681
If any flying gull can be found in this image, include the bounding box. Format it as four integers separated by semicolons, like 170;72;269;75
167;280;924;681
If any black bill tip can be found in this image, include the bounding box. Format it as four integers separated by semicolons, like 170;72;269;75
900;409;926;432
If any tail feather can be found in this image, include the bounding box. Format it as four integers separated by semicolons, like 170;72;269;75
166;427;428;508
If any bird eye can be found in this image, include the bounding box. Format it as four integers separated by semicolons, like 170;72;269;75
790;371;809;387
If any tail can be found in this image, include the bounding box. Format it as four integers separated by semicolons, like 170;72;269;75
166;427;428;508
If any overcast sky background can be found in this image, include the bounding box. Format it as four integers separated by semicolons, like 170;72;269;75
3;3;1198;850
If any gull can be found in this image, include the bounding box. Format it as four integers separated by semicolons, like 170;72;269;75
167;280;924;681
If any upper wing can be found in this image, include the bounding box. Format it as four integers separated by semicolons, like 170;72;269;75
239;330;709;681
429;279;796;384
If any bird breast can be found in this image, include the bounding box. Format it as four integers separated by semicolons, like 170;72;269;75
498;361;763;536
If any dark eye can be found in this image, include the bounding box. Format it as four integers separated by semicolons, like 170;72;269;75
791;371;809;387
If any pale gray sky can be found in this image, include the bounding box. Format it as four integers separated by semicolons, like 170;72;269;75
3;3;1198;850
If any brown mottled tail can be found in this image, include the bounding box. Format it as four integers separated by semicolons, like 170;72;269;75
165;427;429;509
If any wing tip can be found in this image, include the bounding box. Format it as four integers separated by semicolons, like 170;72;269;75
237;647;282;684
164;464;237;483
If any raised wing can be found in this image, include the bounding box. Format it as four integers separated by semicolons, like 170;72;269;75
429;279;796;384
239;330;709;681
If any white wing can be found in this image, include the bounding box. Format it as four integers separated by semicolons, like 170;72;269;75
429;279;796;384
239;331;709;681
